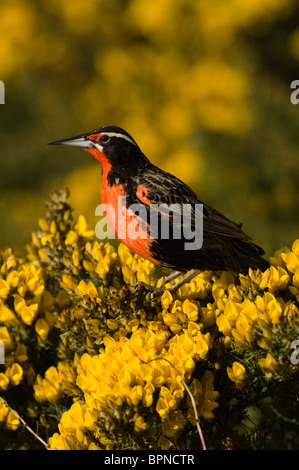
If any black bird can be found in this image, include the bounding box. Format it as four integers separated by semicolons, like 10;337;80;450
49;125;269;295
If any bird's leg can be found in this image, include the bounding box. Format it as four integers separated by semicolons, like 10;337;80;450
135;271;182;294
135;269;201;298
157;269;201;297
163;270;183;283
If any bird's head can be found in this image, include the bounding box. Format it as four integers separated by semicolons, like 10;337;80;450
48;125;148;169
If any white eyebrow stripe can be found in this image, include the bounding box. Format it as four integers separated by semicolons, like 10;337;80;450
103;132;138;146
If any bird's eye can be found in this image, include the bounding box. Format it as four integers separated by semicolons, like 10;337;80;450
99;135;110;144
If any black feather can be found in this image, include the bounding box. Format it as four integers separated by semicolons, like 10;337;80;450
133;165;269;273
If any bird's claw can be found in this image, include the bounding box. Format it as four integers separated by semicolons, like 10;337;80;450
135;281;166;298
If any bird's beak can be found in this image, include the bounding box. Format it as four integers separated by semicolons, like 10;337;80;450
48;132;94;148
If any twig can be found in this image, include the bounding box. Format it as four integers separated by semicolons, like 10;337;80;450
0;396;52;450
123;340;207;450
270;404;299;426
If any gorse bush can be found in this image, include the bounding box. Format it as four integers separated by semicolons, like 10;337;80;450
0;189;298;450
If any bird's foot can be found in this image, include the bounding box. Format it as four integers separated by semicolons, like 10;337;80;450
135;281;166;298
135;269;201;299
135;271;183;298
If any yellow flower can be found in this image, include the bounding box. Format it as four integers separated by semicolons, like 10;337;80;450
289;267;299;301
259;353;278;373
187;372;218;425
48;433;71;450
216;314;232;336
239;273;252;290
156;386;177;418
38;218;49;232
134;415;148;433
50;220;57;234
83;409;97;432
0;326;13;350
88;442;102;450
269;246;289;268
0;373;9;390
293;268;299;289
136;259;155;284
0;279;10;300
34;366;61;404
7;363;23;386
41;234;53;246
6;270;19;288
162;311;178;327
161;410;186;438
212;281;227;307
72;248;80;271
96;258;112;279
25;267;45;296
75;215;94;238
14;343;28;363
106;318;119;330
193;331;210;359
234;313;253;344
264;292;283;324
57;361;76;391
5;410;20;431
182;299;198;321
61;274;77;291
282;251;299;273
65;230;78;245
31;231;41;248
292;239;299;258
197;371;219;420
257;328;272;349
122;265;135;285
118;243;133;265
161;290;173;309
224;300;241;325
14;295;39;325
259;266;289;291
35;318;50;341
0;400;9;422
142;382;155;407
76;280;99;300
128;384;143;406
228;284;243;302
59;400;87;434
227;362;246;389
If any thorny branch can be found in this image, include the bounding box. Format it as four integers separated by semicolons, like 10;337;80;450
0;396;52;450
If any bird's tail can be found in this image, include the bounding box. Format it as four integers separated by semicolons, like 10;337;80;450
235;240;269;273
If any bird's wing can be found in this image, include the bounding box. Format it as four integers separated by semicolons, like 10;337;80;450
135;167;251;242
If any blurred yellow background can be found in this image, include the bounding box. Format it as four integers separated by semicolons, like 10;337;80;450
1;0;299;255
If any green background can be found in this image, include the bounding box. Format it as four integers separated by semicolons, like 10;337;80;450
1;0;299;255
